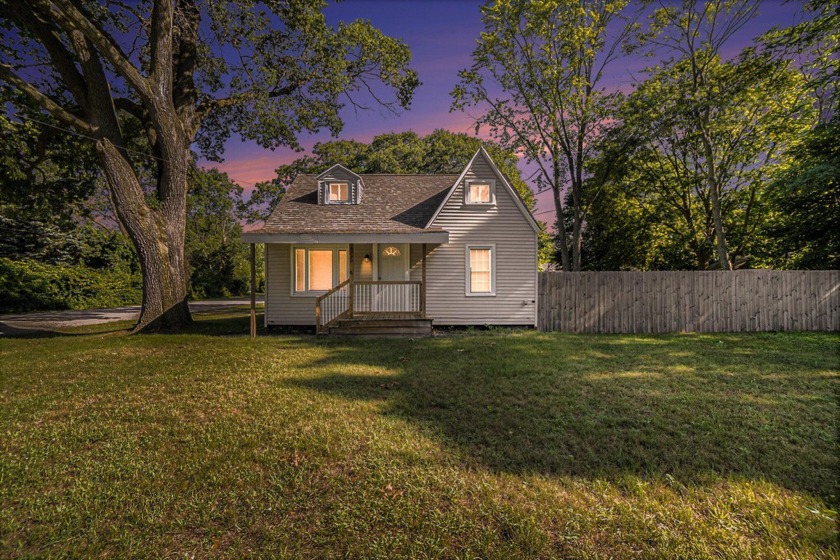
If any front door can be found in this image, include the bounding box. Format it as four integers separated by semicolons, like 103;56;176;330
376;244;410;312
378;244;408;281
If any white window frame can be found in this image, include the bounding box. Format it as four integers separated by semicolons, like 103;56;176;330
465;179;495;205
328;182;349;203
465;244;496;296
290;244;349;296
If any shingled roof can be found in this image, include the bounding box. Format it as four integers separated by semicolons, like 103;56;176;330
253;173;459;235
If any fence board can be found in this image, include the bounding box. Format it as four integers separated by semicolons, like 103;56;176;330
537;270;840;333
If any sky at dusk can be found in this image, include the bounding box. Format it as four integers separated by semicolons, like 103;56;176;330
204;0;807;226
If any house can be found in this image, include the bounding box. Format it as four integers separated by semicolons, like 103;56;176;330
242;146;540;335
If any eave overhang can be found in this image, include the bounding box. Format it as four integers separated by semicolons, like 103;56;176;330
241;231;449;244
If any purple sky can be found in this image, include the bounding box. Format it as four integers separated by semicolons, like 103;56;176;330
204;0;805;227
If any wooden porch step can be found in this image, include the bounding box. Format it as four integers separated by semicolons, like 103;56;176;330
328;318;433;337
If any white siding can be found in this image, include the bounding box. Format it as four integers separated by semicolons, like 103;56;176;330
265;243;315;325
427;153;537;325
265;243;374;326
263;152;537;327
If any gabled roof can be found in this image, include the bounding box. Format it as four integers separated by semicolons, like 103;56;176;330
317;163;362;182
249;173;458;236
426;146;540;233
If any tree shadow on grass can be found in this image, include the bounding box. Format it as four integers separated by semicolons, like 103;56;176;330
287;332;839;504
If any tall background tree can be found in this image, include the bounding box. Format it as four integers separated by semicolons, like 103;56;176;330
585;50;812;270
451;0;635;271
0;0;418;330
632;0;815;270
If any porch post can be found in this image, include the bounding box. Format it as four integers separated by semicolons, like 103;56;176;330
249;243;256;338
348;244;354;317
421;243;427;319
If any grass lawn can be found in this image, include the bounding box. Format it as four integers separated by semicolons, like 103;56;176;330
1;311;837;558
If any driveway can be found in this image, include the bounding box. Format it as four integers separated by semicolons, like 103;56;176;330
0;297;264;336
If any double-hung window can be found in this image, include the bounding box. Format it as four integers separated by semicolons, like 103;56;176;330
466;245;495;296
328;182;349;202
465;179;494;204
293;246;348;294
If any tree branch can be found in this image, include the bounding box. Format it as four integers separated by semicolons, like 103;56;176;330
150;0;174;92
33;0;151;100
0;63;96;133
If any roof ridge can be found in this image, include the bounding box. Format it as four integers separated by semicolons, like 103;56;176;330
296;172;460;177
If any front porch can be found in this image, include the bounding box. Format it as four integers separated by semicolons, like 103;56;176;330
314;243;429;335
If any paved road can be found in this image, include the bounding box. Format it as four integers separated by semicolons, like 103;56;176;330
0;297;263;336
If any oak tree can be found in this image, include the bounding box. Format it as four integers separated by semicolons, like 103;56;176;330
0;0;419;330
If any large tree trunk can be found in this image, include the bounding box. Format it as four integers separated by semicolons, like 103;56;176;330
95;137;192;332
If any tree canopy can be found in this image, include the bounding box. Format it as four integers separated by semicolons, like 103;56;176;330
0;0;419;329
451;0;635;270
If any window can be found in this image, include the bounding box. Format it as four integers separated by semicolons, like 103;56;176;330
467;246;495;295
466;179;495;204
291;246;348;294
328;182;349;202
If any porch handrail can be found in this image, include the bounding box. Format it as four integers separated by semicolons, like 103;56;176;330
315;279;351;333
354;281;422;285
354;281;423;316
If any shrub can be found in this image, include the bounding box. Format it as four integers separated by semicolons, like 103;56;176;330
0;258;142;313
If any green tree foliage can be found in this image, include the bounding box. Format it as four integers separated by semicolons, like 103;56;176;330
632;0;816;270
0;97;101;228
764;118;840;269
0;257;141;313
580;0;816;271
587;53;812;270
1;0;419;330
249;129;534;220
762;0;838;123
451;0;635;270
186;166;258;299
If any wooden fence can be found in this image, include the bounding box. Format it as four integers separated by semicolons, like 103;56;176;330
537;270;840;333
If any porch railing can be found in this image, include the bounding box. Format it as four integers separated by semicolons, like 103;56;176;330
354;281;423;316
315;280;425;333
315;279;351;333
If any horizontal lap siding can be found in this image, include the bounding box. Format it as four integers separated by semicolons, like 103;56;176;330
428;156;537;325
265;243;314;325
265;243;373;325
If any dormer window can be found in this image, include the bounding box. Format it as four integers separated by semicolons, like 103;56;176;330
328;182;349;202
466;179;495;205
317;164;363;205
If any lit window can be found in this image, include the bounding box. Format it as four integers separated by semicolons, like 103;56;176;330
292;247;348;293
382;246;401;257
295;249;305;292
329;182;349;202
467;182;492;204
338;250;348;283
468;247;493;294
309;250;333;291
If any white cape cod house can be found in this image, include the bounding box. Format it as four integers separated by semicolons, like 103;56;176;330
242;147;539;335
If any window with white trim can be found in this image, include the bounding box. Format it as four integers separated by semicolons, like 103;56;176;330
467;246;494;295
465;179;495;204
292;246;348;294
328;182;349;202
